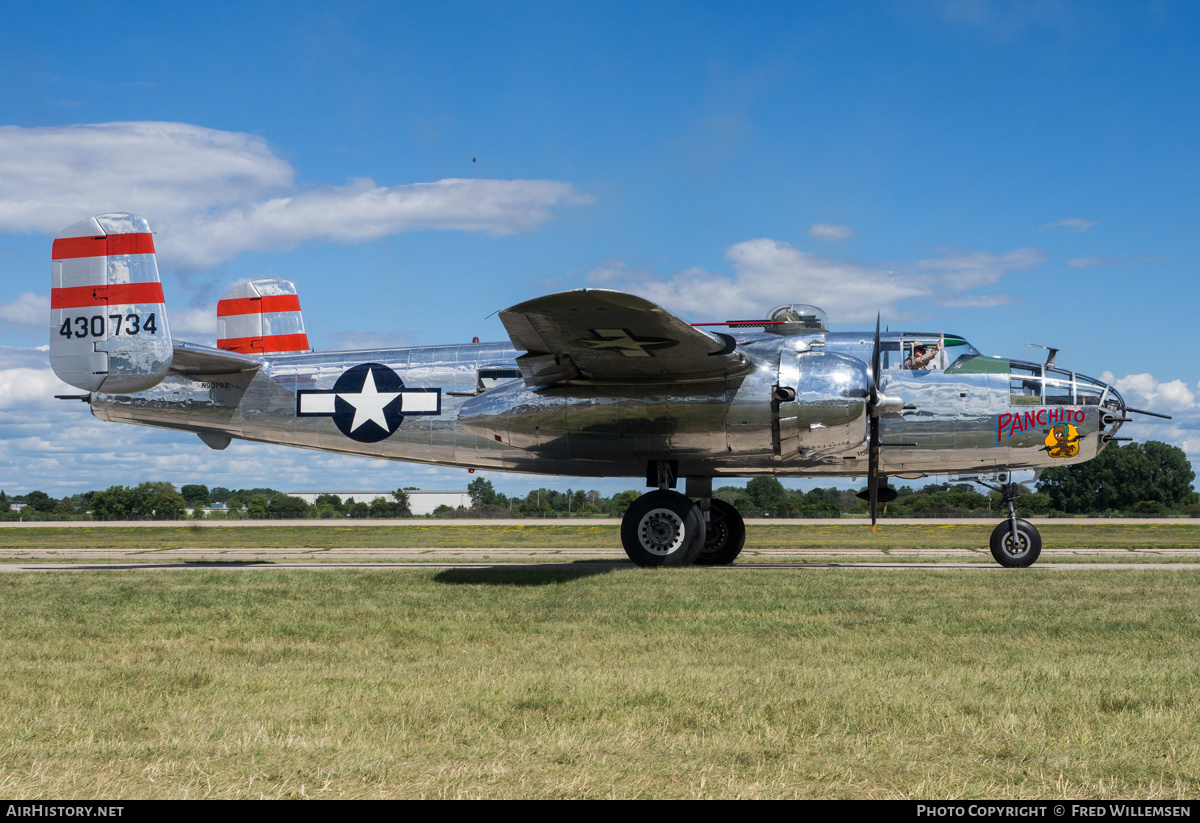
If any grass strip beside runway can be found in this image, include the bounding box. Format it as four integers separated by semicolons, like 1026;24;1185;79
0;569;1197;798
1;522;1198;551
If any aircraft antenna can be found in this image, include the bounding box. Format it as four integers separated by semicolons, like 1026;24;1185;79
1026;343;1059;368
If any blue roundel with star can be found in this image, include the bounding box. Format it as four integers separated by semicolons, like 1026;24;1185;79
296;362;441;443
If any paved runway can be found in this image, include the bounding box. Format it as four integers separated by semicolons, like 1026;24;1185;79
4;543;1200;572
3;519;1196;570
4;560;1199;572
4;544;1200;565
2;517;1197;528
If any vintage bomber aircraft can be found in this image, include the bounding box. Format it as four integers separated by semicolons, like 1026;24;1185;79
50;214;1162;568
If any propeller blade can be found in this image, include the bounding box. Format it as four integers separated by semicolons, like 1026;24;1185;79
867;312;882;531
868;414;880;531
869;313;881;410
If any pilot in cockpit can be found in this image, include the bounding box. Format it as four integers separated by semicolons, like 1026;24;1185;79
904;341;943;370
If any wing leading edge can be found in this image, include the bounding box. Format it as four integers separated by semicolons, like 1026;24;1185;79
499;289;751;386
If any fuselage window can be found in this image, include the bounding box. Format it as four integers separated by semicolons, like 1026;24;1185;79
1044;368;1075;406
1010;363;1042;405
1076;374;1108;407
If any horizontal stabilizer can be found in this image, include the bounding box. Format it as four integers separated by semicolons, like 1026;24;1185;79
499;289;750;386
171;341;264;375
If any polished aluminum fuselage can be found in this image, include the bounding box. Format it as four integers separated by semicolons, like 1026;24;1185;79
90;332;1121;480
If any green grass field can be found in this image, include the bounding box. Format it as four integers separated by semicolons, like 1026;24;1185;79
1;522;1198;552
1;569;1198;798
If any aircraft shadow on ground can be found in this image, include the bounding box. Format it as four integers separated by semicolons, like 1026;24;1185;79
432;562;623;587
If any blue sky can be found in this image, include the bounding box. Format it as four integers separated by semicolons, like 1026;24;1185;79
1;0;1197;497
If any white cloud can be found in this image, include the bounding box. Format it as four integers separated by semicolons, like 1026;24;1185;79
808;223;855;242
911;247;1047;290
0;122;293;233
0;345;51;370
0;122;591;270
583;259;663;288
0;292;49;336
0;365;76;410
171;178;588;270
165;304;217;345
1103;372;1197;413
1037;218;1096;233
588;239;1043;323
1068;255;1164;268
1098;371;1200;473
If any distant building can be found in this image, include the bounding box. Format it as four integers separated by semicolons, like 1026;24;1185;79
287;490;471;516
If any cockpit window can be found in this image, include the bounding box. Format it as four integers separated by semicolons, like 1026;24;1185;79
887;334;979;371
878;342;901;370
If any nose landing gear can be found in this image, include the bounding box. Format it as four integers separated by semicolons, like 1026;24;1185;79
971;473;1043;568
989;518;1042;567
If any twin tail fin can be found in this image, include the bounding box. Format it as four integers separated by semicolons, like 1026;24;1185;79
50;214;311;394
50;214;173;393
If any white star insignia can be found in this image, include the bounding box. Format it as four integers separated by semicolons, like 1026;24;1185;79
339;367;401;432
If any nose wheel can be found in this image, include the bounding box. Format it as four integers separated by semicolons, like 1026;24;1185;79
620;490;706;567
969;473;1044;567
990;519;1042;567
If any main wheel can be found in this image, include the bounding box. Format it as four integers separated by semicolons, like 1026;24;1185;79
989;519;1042;567
620;490;706;567
694;499;747;566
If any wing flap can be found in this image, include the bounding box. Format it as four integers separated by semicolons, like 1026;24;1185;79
499;289;749;386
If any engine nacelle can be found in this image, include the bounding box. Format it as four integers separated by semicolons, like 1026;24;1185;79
775;350;869;456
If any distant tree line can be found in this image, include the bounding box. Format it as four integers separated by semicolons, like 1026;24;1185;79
0;485;412;521
1;442;1195;521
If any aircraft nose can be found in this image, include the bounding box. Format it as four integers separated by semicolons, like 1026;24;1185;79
1094;378;1128;444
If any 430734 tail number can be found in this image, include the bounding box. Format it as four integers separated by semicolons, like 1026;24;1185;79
58;313;158;339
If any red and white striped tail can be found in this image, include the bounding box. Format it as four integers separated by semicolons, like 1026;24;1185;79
217;279;310;354
50;213;173;393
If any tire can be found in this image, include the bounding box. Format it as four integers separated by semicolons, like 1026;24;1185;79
694;499;747;566
989;519;1042;567
620;490;706;567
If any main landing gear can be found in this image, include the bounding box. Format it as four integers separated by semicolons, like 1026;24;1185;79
975;474;1042;568
619;465;747;567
